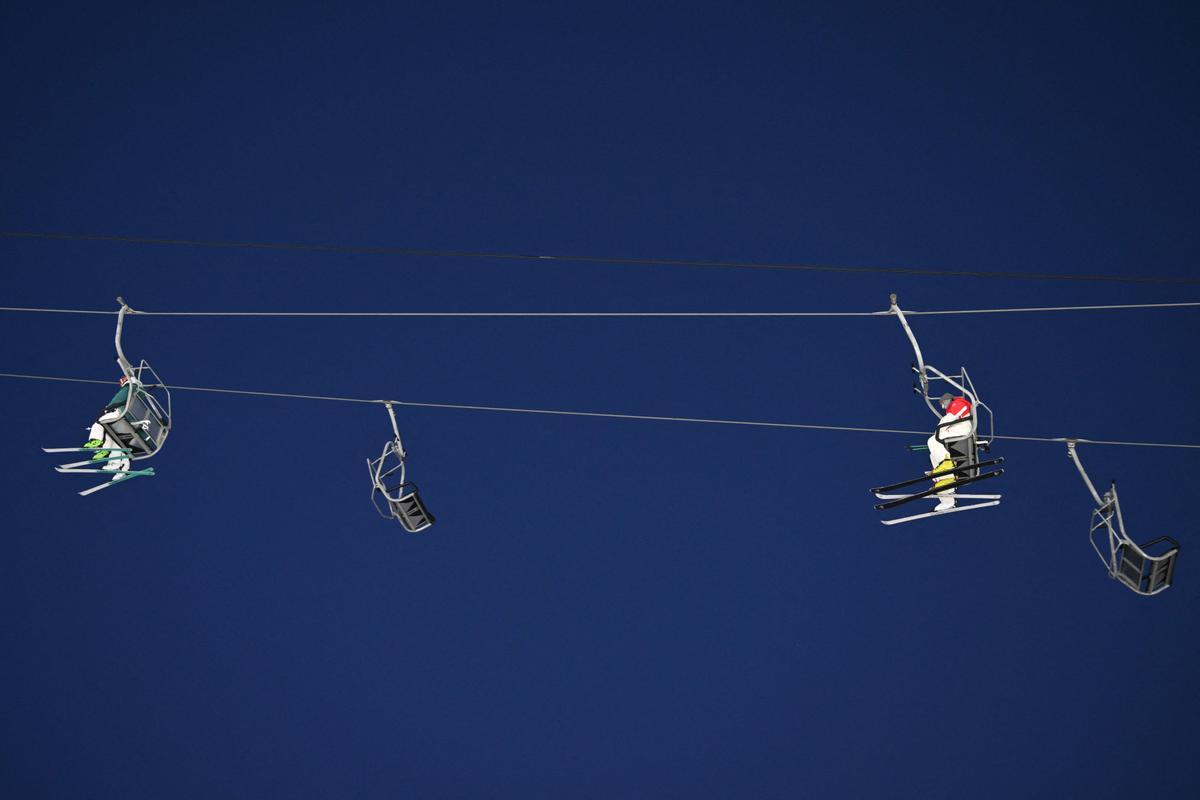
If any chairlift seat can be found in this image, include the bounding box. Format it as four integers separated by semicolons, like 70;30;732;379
946;435;979;479
380;482;435;533
100;387;169;457
1115;537;1179;596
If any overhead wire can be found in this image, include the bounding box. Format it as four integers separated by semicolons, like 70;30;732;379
2;371;1197;450
4;230;1200;285
2;301;1199;317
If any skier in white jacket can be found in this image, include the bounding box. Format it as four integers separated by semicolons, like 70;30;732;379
80;376;133;476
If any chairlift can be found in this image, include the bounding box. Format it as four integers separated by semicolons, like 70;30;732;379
368;402;435;532
871;294;1003;524
1066;441;1179;596
44;298;172;496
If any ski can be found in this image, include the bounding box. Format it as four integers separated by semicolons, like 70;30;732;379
56;454;137;470
55;466;152;476
881;499;1002;526
871;457;1004;494
873;492;1002;501
77;470;155;497
874;470;1004;511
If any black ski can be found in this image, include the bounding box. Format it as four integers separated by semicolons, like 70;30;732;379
870;457;1004;494
873;470;1004;510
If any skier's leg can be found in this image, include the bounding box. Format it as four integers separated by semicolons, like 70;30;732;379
927;434;950;471
927;430;956;511
100;431;130;473
83;422;109;460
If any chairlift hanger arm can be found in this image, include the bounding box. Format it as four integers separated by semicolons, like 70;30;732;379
890;294;941;418
889;294;925;374
1066;440;1106;507
383;402;405;456
114;297;136;379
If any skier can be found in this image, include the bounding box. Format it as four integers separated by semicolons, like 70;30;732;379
80;376;134;476
927;392;973;512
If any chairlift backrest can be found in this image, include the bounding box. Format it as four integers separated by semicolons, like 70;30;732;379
946;434;979;478
382;483;435;533
99;375;170;457
1116;538;1179;595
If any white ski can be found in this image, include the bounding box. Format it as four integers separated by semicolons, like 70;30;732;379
880;499;1001;526
77;470;154;497
873;492;1002;501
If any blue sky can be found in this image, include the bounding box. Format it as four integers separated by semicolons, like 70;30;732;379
2;4;1198;798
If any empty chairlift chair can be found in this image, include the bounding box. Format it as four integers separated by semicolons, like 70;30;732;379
368;403;435;533
1067;441;1179;596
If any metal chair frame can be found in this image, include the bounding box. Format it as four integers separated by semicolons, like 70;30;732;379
871;295;1003;524
105;298;172;459
367;403;435;532
45;299;171;495
1067;441;1179;596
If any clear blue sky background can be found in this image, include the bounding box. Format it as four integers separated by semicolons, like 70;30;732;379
2;4;1198;798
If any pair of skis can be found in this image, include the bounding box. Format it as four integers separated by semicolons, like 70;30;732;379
43;447;155;496
872;458;1004;525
